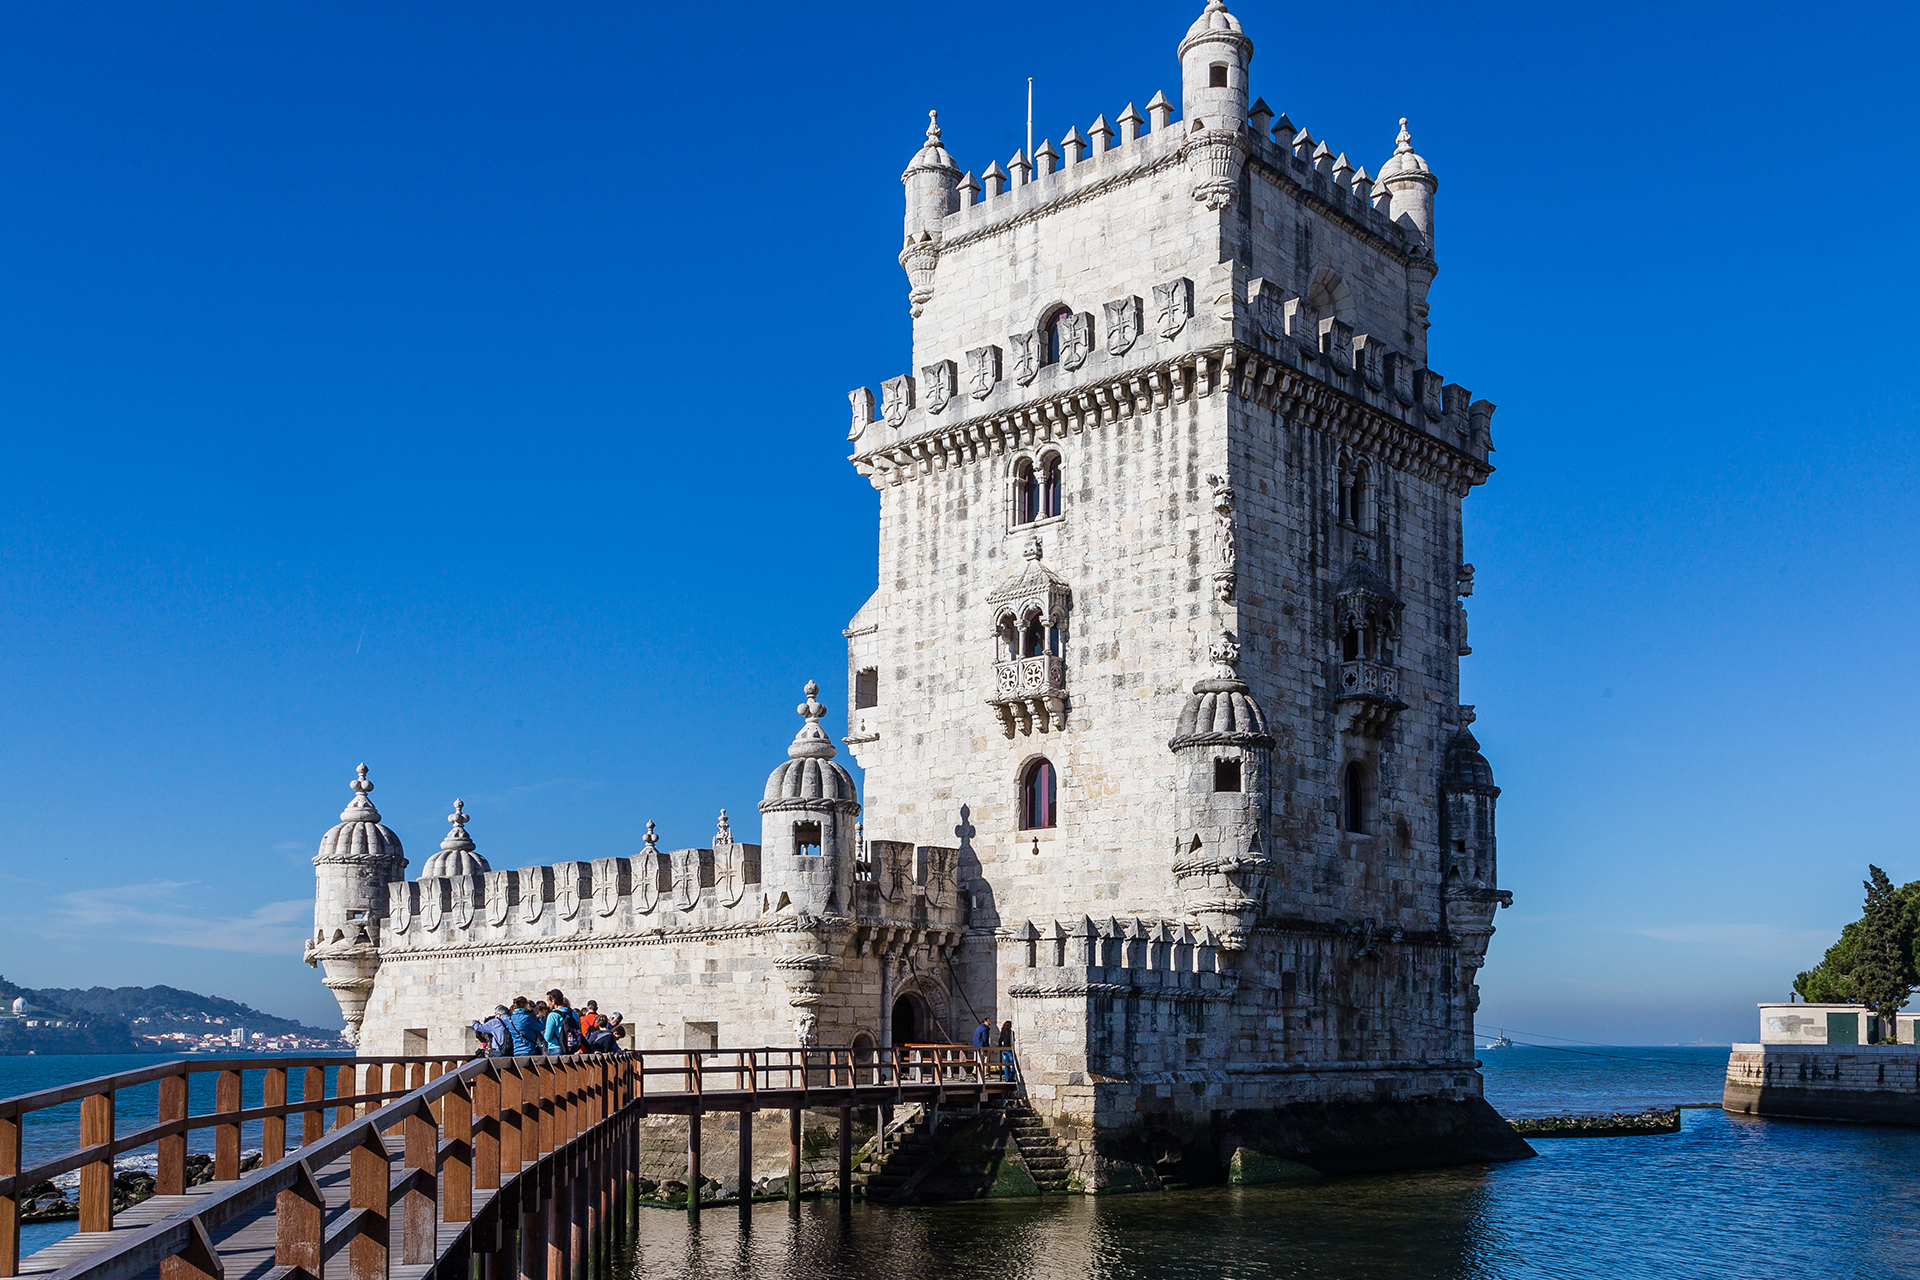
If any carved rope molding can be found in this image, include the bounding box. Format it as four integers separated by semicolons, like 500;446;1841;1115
853;341;1492;497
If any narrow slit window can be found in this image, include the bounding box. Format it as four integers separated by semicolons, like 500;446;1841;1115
1210;64;1229;88
1342;762;1367;834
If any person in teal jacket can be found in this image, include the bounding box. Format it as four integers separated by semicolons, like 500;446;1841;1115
505;996;544;1056
544;988;582;1054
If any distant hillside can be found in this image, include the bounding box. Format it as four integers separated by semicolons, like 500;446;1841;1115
0;976;337;1038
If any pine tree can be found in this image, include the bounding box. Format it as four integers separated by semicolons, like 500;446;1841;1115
1853;865;1917;1040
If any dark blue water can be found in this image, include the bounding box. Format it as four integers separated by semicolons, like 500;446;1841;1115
13;1047;1917;1278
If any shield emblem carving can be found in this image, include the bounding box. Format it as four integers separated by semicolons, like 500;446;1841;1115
714;842;745;908
421;882;445;932
593;857;625;918
672;848;701;911
486;871;513;925
388;882;413;933
451;876;476;928
557;864;585;921
921;360;956;414
1104;296;1142;355
1060;312;1093;370
634;850;660;914
1154;278;1193;340
1008;330;1038;386
881;374;916;428
519;867;547;924
966;345;1002;399
921;847;955;909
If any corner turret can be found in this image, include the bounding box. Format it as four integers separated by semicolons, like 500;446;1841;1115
305;764;406;1046
900;111;963;318
1376;117;1436;249
1179;0;1253;210
1168;631;1273;948
759;681;861;917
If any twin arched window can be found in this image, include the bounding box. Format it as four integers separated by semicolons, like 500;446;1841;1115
1002;608;1059;661
1020;758;1057;829
1015;456;1062;525
1340;607;1390;665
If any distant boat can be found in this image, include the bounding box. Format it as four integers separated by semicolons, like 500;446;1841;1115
1482;1033;1513;1050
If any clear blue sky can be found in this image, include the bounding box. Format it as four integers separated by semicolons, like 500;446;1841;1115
1;1;1913;1043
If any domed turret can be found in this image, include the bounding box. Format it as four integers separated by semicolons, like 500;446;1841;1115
759;681;861;917
1169;632;1273;947
307;764;407;1045
1377;118;1437;248
420;799;491;879
1441;706;1500;889
1178;0;1254;210
900;111;963;318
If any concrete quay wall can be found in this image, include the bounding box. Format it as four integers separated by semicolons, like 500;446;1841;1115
1724;1043;1920;1126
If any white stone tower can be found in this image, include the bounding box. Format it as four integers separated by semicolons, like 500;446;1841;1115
305;764;406;1045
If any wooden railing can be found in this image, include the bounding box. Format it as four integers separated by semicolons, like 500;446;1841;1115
0;1044;1012;1280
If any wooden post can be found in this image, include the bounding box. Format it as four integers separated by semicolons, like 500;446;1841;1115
444;1078;474;1224
157;1070;188;1196
300;1066;325;1149
273;1161;326;1280
787;1108;801;1209
79;1089;115;1232
518;1168;542;1280
837;1105;853;1205
0;1113;20;1279
347;1129;390;1280
213;1070;241;1182
686;1110;701;1223
537;1063;557;1157
474;1067;502;1191
263;1066;288;1165
737;1110;752;1215
334;1064;358;1131
401;1100;439;1264
570;1153;588;1280
482;1183;516;1280
501;1063;524;1175
546;1164;569;1280
158;1216;225;1280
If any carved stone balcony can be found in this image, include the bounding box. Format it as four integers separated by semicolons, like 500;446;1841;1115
990;656;1067;736
1337;660;1406;738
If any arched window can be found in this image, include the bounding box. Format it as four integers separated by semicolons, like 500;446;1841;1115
1020;611;1046;657
1042;306;1071;365
1013;459;1039;525
1346;461;1369;531
1039;456;1062;518
1020;758;1057;829
1341;762;1367;834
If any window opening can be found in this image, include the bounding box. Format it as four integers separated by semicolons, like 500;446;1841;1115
1341;762;1367;834
1040;457;1062;518
1021;758;1058;829
1214;759;1242;792
794;821;822;856
1042;307;1071;366
855;667;879;709
1210;63;1229;88
1014;460;1039;525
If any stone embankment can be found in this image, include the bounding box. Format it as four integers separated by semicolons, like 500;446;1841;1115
1508;1108;1680;1138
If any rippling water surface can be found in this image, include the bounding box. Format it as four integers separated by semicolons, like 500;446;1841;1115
11;1047;1919;1278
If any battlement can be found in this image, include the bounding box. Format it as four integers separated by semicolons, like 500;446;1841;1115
377;835;964;954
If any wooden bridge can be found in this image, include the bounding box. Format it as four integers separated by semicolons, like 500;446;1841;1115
0;1045;1013;1280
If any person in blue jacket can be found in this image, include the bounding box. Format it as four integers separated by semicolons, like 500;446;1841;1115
505;996;544;1056
544;988;583;1054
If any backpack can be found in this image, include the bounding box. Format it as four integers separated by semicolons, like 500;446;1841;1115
560;1007;584;1053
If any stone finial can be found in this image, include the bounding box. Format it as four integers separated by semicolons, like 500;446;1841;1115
340;763;382;823
1117;102;1145;144
1062;127;1087;165
1395;117;1414;153
924;110;942;147
1009;149;1032;186
643;819;660;852
716;809;732;846
1459;704;1476;726
1147;91;1173;133
1208;629;1241;675
1089;115;1114;153
788;680;837;760
1034;138;1060;177
440;799;474;853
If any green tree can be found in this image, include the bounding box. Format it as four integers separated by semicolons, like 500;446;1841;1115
1795;873;1920;1016
1851;866;1918;1040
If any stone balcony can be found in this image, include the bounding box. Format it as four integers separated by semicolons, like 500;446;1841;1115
1336;660;1406;738
990;655;1067;736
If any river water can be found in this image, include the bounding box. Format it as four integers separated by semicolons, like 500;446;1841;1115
10;1047;1920;1278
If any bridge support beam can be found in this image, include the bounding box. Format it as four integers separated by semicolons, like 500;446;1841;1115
838;1105;853;1206
686;1110;701;1223
570;1151;587;1280
787;1108;801;1211
545;1163;568;1280
518;1172;542;1280
737;1110;753;1217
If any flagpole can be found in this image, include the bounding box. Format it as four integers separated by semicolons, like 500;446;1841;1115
1026;78;1033;165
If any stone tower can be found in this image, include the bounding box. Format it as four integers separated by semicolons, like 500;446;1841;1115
305;764;406;1045
843;0;1523;1180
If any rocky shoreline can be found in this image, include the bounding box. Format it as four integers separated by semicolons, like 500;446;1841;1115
1508;1108;1681;1138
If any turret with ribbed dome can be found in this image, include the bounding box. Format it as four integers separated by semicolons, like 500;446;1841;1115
420;799;491;879
759;681;861;918
306;763;407;1046
899;110;963;318
1168;632;1273;946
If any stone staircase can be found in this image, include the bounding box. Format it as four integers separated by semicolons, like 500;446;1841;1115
1004;1101;1071;1193
853;1108;940;1200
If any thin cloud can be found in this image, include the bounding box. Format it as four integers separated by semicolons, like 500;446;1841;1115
47;882;312;954
1631;922;1831;959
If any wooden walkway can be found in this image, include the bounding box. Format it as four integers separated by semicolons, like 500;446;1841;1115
1;1047;1012;1280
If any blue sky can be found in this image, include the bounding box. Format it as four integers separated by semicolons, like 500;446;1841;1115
0;1;1914;1043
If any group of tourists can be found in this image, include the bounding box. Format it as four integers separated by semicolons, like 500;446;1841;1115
470;989;627;1058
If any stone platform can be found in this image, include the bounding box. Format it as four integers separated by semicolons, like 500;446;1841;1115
1724;1043;1920;1126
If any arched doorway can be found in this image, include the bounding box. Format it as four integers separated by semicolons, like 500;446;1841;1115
891;994;922;1046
